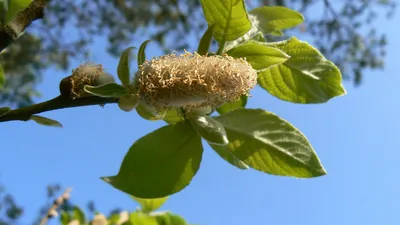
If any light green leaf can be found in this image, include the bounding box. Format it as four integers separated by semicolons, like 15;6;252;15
249;6;304;34
101;121;203;198
0;64;5;89
188;114;228;146
270;30;284;36
5;0;31;24
217;95;247;115
154;212;188;225
131;196;168;213
163;108;183;125
136;103;166;121
72;206;86;224
60;211;70;225
197;25;214;55
138;40;151;66
251;31;266;42
227;40;290;70
0;107;11;117
30;115;63;128
84;83;128;98
209;143;248;170
259;37;346;103
200;0;251;43
118;94;139;112
129;212;158;225
215;108;326;178
117;47;135;86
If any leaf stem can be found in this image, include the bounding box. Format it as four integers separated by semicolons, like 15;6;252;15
0;95;118;123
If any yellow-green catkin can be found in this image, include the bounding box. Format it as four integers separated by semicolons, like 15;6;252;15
135;51;257;111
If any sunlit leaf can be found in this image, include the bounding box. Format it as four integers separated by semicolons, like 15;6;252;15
138;40;152;66
117;47;135;86
84;83;128;98
131;196;169;213
72;206;86;224
217;95;247;115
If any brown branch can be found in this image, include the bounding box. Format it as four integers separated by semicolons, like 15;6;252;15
39;188;73;225
0;0;48;52
0;95;119;123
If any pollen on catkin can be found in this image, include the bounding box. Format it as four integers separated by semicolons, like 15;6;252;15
70;62;104;98
135;51;257;110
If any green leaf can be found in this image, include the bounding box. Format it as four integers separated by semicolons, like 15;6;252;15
270;30;284;36
200;0;251;43
30;115;63;128
163;108;183;125
188;114;228;146
136;103;166;121
138;40;152;66
227;40;290;70
118;94;139;112
0;64;5;89
131;196;168;213
217;95;247;115
0;0;9;25
0;107;11;117
249;6;304;34
72;206;86;224
251;32;266;42
102;121;203;198
197;25;214;55
117;47;135;86
4;0;31;24
215;108;326;178
129;212;158;225
209;143;248;170
154;212;188;225
259;37;346;103
84;83;128;98
60;211;70;225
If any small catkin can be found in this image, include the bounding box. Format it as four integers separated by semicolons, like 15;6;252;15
135;51;257;111
70;62;104;98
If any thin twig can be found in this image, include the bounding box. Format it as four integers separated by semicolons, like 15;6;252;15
39;188;73;225
0;95;119;123
0;0;49;52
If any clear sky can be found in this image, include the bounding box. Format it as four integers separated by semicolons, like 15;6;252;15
1;3;400;225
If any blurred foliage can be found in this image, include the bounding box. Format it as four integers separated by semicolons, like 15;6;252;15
0;0;396;107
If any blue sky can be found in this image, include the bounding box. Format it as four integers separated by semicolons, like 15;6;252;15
1;3;400;225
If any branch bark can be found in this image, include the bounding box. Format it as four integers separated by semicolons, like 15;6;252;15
0;95;119;123
39;188;73;225
0;0;48;52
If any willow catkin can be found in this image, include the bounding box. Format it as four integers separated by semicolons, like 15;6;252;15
70;62;104;98
135;51;257;110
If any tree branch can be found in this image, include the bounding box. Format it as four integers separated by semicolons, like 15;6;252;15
0;0;48;52
0;95;119;123
39;188;72;225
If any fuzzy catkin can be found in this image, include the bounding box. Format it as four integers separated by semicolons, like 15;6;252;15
135;51;257;110
70;63;104;98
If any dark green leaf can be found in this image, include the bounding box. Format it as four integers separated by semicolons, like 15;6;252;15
0;0;9;25
102;121;203;198
131;196;168;213
84;83;128;98
118;94;139;112
72;206;86;224
249;6;304;34
188;114;228;146
217;95;247;115
0;107;11;117
227;40;289;70
117;47;135;86
138;40;152;66
215;108;326;178
0;64;5;89
259;37;346;103
30;115;63;128
208;143;248;170
200;0;251;43
197;25;214;55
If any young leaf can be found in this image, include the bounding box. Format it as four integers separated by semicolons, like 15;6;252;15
227;40;290;70
30;115;63;128
60;211;70;225
131;196;168;213
0;0;8;25
0;64;5;89
0;107;11;117
129;212;158;225
217;95;247;115
153;212;188;225
136;103;166;121
72;206;86;224
249;6;304;34
163;108;183;125
101;121;203;198
197;25;214;55
138;40;151;66
84;83;128;98
117;47;135;86
259;37;346;103
200;0;251;43
118;94;139;112
208;143;248;170
188;114;228;146
215;108;327;178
